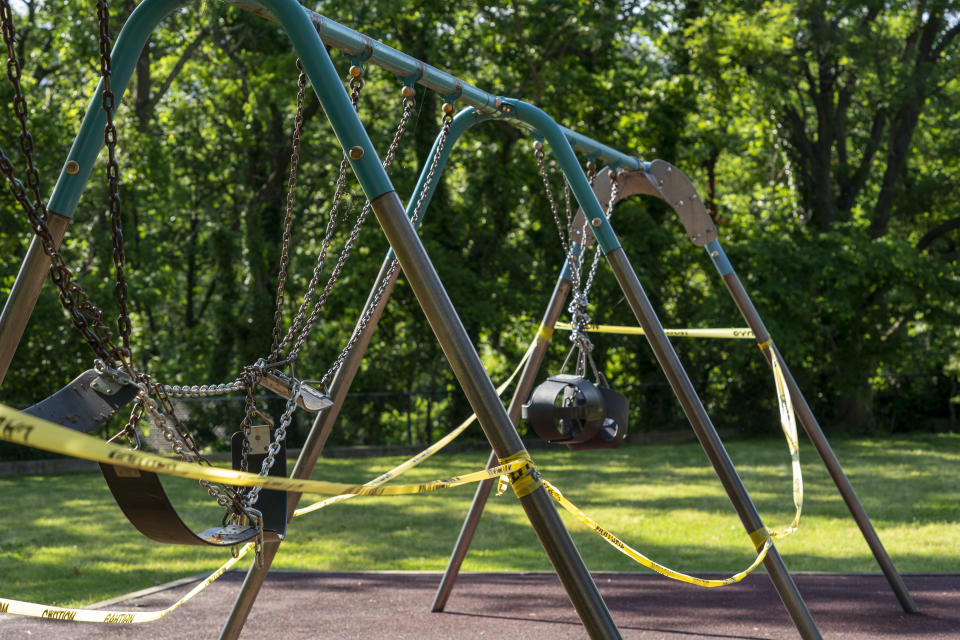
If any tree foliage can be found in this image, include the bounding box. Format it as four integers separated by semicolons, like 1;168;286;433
1;0;957;459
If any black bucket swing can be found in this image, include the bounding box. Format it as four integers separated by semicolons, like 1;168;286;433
523;299;628;451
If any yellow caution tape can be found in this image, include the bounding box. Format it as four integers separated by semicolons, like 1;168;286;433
0;543;252;623
766;345;803;538
554;322;754;339
495;450;543;498
537;347;802;587
294;337;537;516
0;336;542;624
544;480;773;587
0;403;525;623
536;323;554;341
0;404;526;496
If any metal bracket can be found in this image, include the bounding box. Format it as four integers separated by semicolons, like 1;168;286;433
645;160;717;247
257;372;333;412
248;425;271;455
90;372;124;395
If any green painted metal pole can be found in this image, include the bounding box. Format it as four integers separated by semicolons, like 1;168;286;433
432;274;572;612
369;189;621;639
605;248;821;639
494;99;820;638
211;10;622;621
227;0;640;171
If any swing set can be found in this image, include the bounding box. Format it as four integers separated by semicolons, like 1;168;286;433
0;1;918;639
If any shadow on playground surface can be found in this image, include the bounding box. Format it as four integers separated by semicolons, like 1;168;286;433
1;571;957;639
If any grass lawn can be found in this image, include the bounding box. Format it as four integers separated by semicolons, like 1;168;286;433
0;433;957;607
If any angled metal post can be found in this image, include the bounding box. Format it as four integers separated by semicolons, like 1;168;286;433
703;240;918;613
432;168;657;611
641;160;915;613
222;8;622;632
432;273;572;612
0;0;186;383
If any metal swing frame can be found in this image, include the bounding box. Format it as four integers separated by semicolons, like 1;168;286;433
0;1;913;638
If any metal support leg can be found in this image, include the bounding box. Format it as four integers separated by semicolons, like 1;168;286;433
432;450;497;612
605;248;821;640
432;276;573;611
219;258;403;640
0;214;70;385
370;191;620;639
719;269;918;613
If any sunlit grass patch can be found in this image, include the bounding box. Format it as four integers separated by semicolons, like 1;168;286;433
0;434;957;607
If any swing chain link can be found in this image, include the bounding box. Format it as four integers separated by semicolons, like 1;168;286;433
312;105;453;393
96;0;133;367
268;64;367;362
532;144;619;383
278;70;417;374
349;64;364;109
271;59;308;355
533;140;570;256
582;172;619;299
1;0;45;216
1;0;134;373
244;381;302;510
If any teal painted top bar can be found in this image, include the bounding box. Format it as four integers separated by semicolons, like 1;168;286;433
705;240;734;276
226;0;639;170
47;0;637;224
501;100;622;254
48;0;394;210
47;0;186;218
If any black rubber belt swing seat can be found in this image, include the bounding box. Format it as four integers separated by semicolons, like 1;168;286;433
23;369;290;546
98;430;287;547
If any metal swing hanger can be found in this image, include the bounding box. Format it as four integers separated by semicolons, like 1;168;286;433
521;143;629;451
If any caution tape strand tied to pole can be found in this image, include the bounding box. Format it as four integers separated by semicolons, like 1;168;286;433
527;346;802;587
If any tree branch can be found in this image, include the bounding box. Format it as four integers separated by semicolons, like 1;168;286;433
146;27;211;114
838;107;886;211
933;16;960;58
917;216;960;252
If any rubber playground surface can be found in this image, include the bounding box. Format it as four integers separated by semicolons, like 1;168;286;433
0;571;957;639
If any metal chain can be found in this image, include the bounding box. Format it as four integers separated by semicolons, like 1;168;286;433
1;0;130;371
242;98;452;522
277;73;416;366
238;364;261;474
532;144;617;383
582;173;619;298
270;59;308;355
533;140;569;256
163;381;245;397
269;64;367;360
231;69;425;525
309;104;453;392
1;0;46;217
96;0;133;366
244;381;301;510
